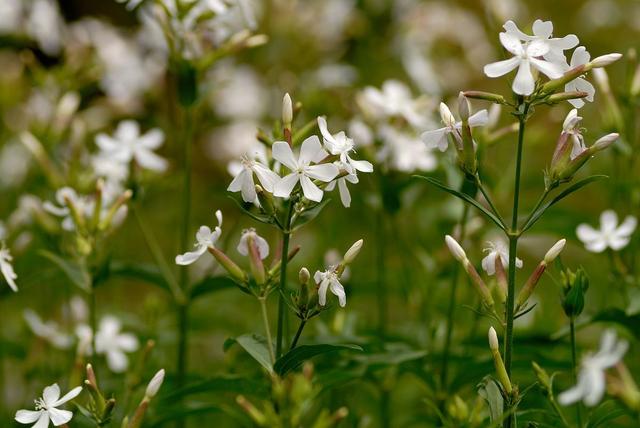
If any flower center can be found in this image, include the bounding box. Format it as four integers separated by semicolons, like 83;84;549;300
34;398;47;411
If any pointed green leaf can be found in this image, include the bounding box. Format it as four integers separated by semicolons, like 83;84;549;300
291;198;331;231
39;250;91;292
414;176;506;230
233;334;274;374
189;276;237;300
274;343;362;376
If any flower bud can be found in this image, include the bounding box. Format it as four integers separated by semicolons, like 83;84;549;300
516;262;546;309
591;133;619;151
488;326;499;351
462;90;506;104
439;102;456;127
255;185;275;215
532;361;552;392
209;247;247;283
282;93;293;128
247;235;266;285
546;91;588;104
488;326;512;394
445;235;467;262
561;267;589;318
458;92;470;121
541;64;587;94
145;369;165;398
299;267;310;284
589;53;622;68
343;239;363;264
544;239;566;264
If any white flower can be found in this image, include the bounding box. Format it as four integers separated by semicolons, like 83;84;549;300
503;19;578;66
15;383;82;428
314;269;346;307
326;172;359;208
558;329;628;406
360;80;429;128
43;187;86;231
317;116;373;175
421;102;489;152
94;316;139;373
481;240;523;275
95;121;167;172
272;137;339;202
563;47;595;108
23;310;73;349
0;243;18;292
576;210;637;253
227;153;280;203
176;210;223;265
378;126;437;173
237;228;269;260
561;109;586;159
484;32;565;96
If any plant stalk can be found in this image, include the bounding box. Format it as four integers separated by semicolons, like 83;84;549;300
289;320;307;350
260;297;276;364
570;317;583;427
276;201;294;358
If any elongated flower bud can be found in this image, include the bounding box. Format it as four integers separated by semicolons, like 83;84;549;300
343;239;363;264
299;267;310;284
590;53;622;68
546;91;588;104
544;239;566;264
458;92;470;121
145;369;165;398
488;327;512;394
209;247;247;282
282;93;293;128
439;103;456;127
591;133;619;151
445;235;467;262
462;90;506;104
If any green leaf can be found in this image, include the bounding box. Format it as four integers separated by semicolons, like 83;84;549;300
414;176;506;230
353;349;427;367
108;261;169;293
478;376;504;423
161;375;268;402
232;334;274;374
587;400;627;427
274;343;362;376
189;276;237;300
149;403;249;427
39;250;91;292
522;175;607;232
291;198;331;231
228;196;275;225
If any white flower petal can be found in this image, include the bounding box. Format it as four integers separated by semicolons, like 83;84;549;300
106;350;129;372
484;57;520;78
529;57;563;79
300;175;324;202
600;210;619;233
53;386;82;406
253;164;280;192
48;407;73;426
272;142;298;171
138;129;164;149
299;135;326;165
32;412;50;428
337;178;351;208
273;173;299;198
15;410;43;424
468;109;489;127
43;384;61;406
305;164;339;182
512;60;535;95
499;32;524;55
134;149;168;172
175;245;207;265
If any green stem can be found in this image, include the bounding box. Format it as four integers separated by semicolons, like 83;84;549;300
259;297;276;364
504;104;529;428
440;203;470;391
376;206;387;335
276;201;294;358
570;317;583;427
549;395;571;428
475;175;504;223
89;284;97;364
289;320;307;350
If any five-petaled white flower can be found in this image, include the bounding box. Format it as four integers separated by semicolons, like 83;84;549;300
503;19;578;66
576;210;637;253
558;329;628;407
227;151;280;203
15;383;82;428
272;137;339;202
421;102;488;152
94;316;139;373
0;242;18;292
95;120;168;172
563;47;595;108
237;228;269;260
317;116;373;175
484;31;565;96
176;210;223;265
314;269;346;307
481;240;523;275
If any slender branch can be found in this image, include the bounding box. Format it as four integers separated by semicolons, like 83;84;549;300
259;297;276;364
504;103;529;428
570;317;583;427
475;175;505;224
289;319;307;350
276;201;294;358
440;202;470;390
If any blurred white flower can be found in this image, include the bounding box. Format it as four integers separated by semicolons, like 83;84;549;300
96;121;167;172
0;243;18;292
484;30;565;95
176;211;223;265
210;64;268;120
559;329;628;406
15;383;82;428
318;116;373;175
95;316;139;373
227;154;280;203
564;47;595;108
26;0;64;56
237;228;269;260
0;142;31;189
314;269;346;307
421;102;488;152
0;0;22;33
360;80;429;128
481;240;522;275
379;126;437;173
503;19;578;65
576;210;637;253
23;310;73;349
272;137;339;202
348;120;373;147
